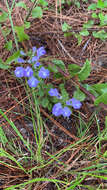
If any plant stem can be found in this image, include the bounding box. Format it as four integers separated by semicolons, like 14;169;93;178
5;0;19;50
10;0;16;12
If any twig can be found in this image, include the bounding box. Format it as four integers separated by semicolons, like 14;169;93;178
40;108;79;141
57;39;77;63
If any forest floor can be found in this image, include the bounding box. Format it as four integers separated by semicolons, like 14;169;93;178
0;0;107;190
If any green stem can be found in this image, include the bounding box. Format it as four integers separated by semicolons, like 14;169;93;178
10;0;16;12
5;0;19;50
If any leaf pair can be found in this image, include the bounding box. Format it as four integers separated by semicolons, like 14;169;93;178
68;59;91;81
84;83;107;105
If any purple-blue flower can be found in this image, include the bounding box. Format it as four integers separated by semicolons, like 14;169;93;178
20;51;26;56
24;66;33;77
66;98;82;109
14;67;25;78
17;57;25;63
34;62;41;69
38;67;50;78
52;103;62;116
61;107;72;117
37;47;46;58
66;99;72;106
32;56;39;62
32;46;37;54
27;76;39;88
71;98;82;109
48;88;59;97
28;59;32;64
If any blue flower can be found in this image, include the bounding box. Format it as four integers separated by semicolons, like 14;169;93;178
20;51;26;56
27;76;39;88
71;98;82;109
66;99;72;106
48;88;59;97
17;57;25;63
32;46;37;54
34;62;41;68
24;66;33;77
28;59;32;64
52;103;62;116
32;56;39;62
61;107;72;117
14;67;25;78
38;67;50;78
37;47;46;58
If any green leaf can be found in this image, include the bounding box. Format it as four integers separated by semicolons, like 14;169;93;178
38;0;48;7
94;92;107;105
74;89;86;101
62;22;71;32
48;64;58;73
79;29;89;36
16;1;27;9
74;33;82;45
78;59;91;81
83;20;94;29
92;13;98;19
98;12;105;26
0;59;10;69
93;30;107;40
5;51;20;65
32;6;43;18
98;12;104;21
0;10;8;23
45;83;53;90
54;72;63;79
64;32;72;38
41;97;49;108
97;0;104;9
68;64;81;77
15;25;29;42
103;151;107;158
91;83;107;94
88;3;97;10
57;0;65;6
37;89;44;97
104;14;107;25
83;84;99;97
24;21;31;29
74;1;80;8
52;59;66;71
47;103;52;111
104;1;107;8
59;84;69;101
51;96;58;103
4;40;12;51
2;27;11;37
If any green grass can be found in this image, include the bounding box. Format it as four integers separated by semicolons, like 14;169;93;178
0;103;107;189
0;82;107;189
5;0;19;50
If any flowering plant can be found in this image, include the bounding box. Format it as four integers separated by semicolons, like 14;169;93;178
14;46;82;117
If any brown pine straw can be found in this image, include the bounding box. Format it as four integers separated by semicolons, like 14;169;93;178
40;107;79;141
